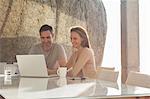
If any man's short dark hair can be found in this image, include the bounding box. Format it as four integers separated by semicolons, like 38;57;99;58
39;24;53;35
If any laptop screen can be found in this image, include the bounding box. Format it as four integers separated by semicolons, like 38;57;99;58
16;55;48;77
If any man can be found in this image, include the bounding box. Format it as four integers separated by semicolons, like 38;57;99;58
29;24;67;74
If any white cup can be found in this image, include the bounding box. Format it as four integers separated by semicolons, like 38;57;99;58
57;67;67;78
4;70;12;76
57;78;67;87
4;64;18;75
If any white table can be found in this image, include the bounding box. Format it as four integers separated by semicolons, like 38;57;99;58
0;75;150;99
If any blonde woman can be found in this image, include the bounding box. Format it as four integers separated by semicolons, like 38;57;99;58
67;26;97;79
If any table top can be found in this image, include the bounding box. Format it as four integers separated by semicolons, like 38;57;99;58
0;75;150;99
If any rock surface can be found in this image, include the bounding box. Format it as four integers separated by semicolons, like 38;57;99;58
0;0;107;66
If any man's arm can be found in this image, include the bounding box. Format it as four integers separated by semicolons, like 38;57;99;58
58;45;67;66
47;68;57;75
47;44;67;75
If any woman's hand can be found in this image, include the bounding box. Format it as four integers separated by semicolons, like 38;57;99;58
67;69;73;77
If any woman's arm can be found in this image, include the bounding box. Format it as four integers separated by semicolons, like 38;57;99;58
72;48;92;77
66;52;77;69
66;52;78;76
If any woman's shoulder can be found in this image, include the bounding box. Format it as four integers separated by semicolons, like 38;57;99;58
81;47;94;54
82;47;93;51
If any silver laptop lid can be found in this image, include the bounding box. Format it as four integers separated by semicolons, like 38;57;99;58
16;55;48;77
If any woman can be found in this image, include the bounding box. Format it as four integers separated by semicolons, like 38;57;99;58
66;26;97;78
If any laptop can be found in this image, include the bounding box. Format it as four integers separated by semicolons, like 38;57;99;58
16;55;58;78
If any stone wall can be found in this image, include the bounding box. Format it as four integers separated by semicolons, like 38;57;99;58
0;0;107;66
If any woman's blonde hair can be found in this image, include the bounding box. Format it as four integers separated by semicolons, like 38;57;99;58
70;26;91;48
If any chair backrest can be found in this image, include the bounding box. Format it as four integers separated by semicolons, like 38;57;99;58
126;71;150;88
96;66;115;71
97;69;119;82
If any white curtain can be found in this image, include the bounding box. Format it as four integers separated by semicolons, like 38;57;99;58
139;0;150;74
101;0;121;71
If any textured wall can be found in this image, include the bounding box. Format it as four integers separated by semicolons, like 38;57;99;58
0;0;107;66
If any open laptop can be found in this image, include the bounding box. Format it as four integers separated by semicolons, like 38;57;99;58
16;55;58;78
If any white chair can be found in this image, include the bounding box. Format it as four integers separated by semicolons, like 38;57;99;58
126;71;150;88
97;69;119;82
96;66;115;71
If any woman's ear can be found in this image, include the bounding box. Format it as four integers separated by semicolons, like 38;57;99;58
81;37;84;42
52;33;54;38
81;40;86;47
